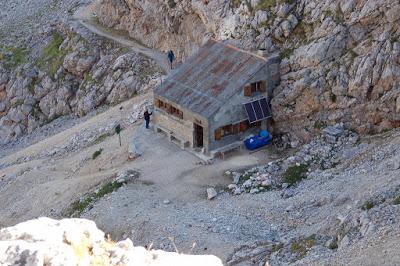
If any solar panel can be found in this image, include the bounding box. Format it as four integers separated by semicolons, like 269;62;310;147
245;103;257;123
243;98;271;123
252;100;263;120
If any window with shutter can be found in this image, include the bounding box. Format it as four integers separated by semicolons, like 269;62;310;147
215;128;222;141
244;85;252;96
259;81;267;92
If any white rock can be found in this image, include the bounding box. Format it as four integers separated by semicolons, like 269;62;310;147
207;188;218;200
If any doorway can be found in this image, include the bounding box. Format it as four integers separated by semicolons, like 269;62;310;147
194;123;204;148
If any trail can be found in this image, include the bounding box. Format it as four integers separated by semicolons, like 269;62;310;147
73;1;171;74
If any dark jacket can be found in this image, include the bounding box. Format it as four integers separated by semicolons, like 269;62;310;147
144;111;152;121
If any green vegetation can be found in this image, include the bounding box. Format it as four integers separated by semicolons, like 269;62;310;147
92;148;103;160
255;0;276;10
283;163;309;185
31;104;43;120
281;48;294;58
328;241;338;250
140;180;155;186
83;73;96;85
322;8;344;23
37;32;68;77
231;0;242;8
393;196;400;205
291;20;316;44
348;49;359;60
167;0;177;8
11;99;25;108
68;180;125;216
291;235;316;259
93;133;109;145
361;200;374;210
330;93;337;103
314;120;327;130
0;45;29;69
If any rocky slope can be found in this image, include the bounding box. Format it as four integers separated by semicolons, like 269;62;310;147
0;0;164;146
0;25;162;145
0;217;223;265
97;0;400;142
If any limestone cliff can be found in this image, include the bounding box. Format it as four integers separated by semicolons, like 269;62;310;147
0;25;162;144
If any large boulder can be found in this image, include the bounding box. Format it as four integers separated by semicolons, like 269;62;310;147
0;217;223;266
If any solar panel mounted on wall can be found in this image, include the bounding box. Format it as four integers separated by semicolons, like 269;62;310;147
243;98;272;124
244;103;257;123
252;100;264;120
259;98;271;118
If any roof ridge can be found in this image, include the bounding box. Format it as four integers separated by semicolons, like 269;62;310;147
210;38;269;62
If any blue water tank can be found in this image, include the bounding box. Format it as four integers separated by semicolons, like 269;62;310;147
244;131;273;150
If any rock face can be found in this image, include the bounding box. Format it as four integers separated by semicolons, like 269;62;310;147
0;217;223;266
0;25;162;145
97;0;400;141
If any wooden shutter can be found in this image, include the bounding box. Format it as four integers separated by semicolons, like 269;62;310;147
259;81;267;93
233;124;240;134
215;128;222;141
240;121;248;132
244;85;252;96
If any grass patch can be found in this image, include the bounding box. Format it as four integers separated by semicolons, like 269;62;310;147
31;104;43;120
393;196;400;205
231;0;242;8
314;120;327;130
37;32;68;78
255;0;276;10
140;180;155;186
83;73;96;85
92;148;103;160
291;235;316;259
283;163;309;185
361;200;374;210
11;99;25;108
68;180;125;217
0;45;29;69
281;48;294;59
93;133;109;145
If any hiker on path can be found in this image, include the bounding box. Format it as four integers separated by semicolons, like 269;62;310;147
144;109;152;129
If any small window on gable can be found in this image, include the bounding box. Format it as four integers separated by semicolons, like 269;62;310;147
244;81;267;97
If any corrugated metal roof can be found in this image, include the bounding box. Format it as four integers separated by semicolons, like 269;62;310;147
154;39;268;118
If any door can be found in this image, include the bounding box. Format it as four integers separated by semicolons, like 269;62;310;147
194;123;204;147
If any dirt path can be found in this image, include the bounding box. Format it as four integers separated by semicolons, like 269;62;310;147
73;1;171;73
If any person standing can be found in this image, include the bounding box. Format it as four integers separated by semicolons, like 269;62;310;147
144;109;152;129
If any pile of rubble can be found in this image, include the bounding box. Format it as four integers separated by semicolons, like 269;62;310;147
225;125;359;196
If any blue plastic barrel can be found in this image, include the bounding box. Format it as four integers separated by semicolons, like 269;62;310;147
244;131;273;150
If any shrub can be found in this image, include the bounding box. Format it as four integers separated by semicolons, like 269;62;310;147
393;196;400;205
328;242;338;250
0;45;29;69
68;180;125;216
92;148;103;160
291;235;316;258
361;200;374;210
37;32;68;77
283;164;309;185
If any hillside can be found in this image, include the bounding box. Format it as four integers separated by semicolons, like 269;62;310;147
98;0;400;142
0;0;400;265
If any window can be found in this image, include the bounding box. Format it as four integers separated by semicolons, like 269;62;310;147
155;98;183;119
244;81;266;97
215;120;262;141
